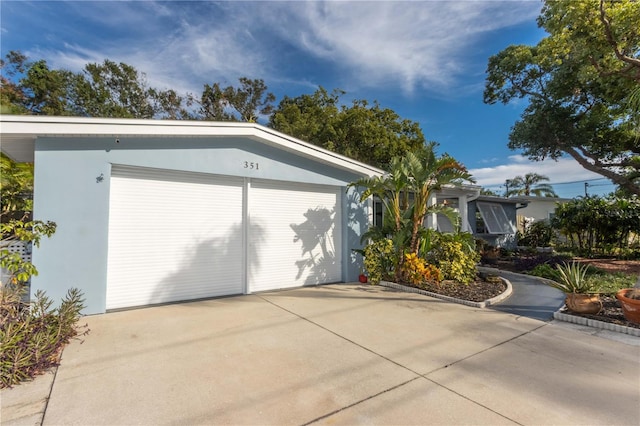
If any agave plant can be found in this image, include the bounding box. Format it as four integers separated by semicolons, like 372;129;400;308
546;261;596;294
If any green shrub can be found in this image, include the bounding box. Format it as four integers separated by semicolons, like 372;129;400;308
363;238;395;285
585;272;636;295
529;264;558;280
518;220;554;248
0;285;86;388
428;233;479;284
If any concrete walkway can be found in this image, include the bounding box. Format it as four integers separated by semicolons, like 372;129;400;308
492;271;566;321
2;283;639;425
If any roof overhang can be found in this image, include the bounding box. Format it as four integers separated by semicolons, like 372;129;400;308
0;115;385;178
476;195;530;209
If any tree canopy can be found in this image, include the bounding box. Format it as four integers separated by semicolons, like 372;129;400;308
484;0;640;196
2;52;432;169
1;53;189;119
194;78;275;122
269;87;426;169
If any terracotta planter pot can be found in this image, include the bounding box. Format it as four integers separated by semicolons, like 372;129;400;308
616;289;640;324
565;293;602;314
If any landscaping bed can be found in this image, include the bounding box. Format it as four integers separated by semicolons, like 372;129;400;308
399;258;640;330
491;257;640;330
410;279;506;303
557;294;640;330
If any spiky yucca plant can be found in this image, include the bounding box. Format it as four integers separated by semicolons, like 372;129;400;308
547;261;596;294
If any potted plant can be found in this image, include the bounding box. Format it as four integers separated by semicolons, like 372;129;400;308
546;261;602;314
616;288;640;324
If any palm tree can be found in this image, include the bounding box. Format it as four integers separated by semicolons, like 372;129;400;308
505;173;557;197
350;143;474;255
403;148;473;253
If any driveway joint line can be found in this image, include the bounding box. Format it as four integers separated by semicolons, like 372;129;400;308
419;375;524;425
258;294;423;376
260;294;533;425
424;322;548;376
408;324;552;426
301;376;423;426
39;362;60;426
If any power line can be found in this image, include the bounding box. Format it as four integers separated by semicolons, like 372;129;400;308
586;183;614;188
484;177;611;189
550;178;610;186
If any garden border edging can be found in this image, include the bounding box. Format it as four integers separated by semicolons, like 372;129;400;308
379;277;512;309
553;309;640;337
506;271;640;337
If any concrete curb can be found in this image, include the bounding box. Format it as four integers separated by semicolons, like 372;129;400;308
553;309;640;337
379;277;512;309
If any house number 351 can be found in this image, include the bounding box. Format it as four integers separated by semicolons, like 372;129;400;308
243;161;259;170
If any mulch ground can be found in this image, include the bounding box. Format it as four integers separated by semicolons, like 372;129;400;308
416;279;506;302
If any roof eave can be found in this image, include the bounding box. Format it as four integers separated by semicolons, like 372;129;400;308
0;115;384;177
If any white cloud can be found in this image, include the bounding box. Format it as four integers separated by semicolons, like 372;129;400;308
470;155;606;188
260;1;542;94
24;1;542;97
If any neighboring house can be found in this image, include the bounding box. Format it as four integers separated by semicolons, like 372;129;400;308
467;195;529;249
371;184;481;234
516;196;572;231
372;186;526;249
1;115;385;314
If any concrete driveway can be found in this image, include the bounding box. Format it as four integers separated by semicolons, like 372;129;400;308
12;284;640;425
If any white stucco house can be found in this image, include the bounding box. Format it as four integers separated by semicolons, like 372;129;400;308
1;115;387;314
515;196;572;231
1;115;526;314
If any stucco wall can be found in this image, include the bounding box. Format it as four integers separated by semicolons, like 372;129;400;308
517;198;567;223
32;136;370;314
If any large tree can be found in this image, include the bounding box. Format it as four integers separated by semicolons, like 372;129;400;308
269;87;426;169
195;77;275;122
74;59;167;118
1;51;75;115
0;52;189;119
485;0;640;196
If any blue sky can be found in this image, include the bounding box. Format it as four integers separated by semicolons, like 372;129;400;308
1;0;615;197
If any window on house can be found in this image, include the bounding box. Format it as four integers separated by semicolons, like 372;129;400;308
476;211;487;234
437;213;456;233
436;198;459;233
373;198;384;229
476;202;515;234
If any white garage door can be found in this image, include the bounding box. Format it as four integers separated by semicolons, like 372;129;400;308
248;180;342;292
106;166;244;310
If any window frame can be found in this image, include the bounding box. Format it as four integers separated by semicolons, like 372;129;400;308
476;202;515;234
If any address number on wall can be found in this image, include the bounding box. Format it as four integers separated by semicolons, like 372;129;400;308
243;161;260;170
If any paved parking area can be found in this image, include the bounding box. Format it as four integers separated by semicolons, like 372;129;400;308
3;283;639;425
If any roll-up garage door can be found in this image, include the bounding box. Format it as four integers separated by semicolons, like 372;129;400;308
106;166;244;310
248;180;342;292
